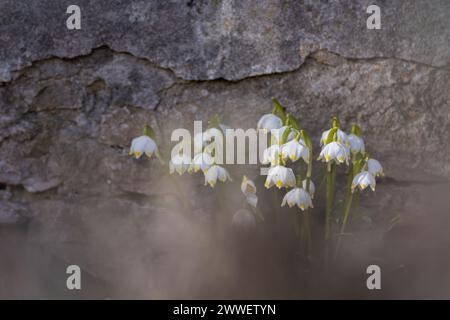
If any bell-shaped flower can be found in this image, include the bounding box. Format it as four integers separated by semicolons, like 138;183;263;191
169;154;191;175
368;158;384;177
318;141;349;165
351;171;376;192
281;188;313;211
241;175;256;196
204;165;231;188
281;139;310;163
257;114;283;131
190;152;214;173
129;135;158;159
271;126;295;145
320;128;349;146
264;165;296;189
232;209;256;229
302;179;315;199
262;144;282;165
348;133;365;154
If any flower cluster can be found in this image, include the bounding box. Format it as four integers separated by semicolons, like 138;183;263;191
258;102;315;212
127;98;385;257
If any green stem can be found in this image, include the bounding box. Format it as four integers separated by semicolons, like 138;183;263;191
334;162;355;261
325;162;335;240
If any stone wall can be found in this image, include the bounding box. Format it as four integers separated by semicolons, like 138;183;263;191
1;0;450;298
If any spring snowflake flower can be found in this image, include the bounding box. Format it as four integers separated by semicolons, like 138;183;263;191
264;165;296;189
241;175;256;196
241;176;257;208
320;128;349;146
281;188;313;211
262;144;282;165
271;126;295;145
204;165;231;188
232;209;256;229
169;154;191;175
351;171;376;192
257;114;283;131
190;152;214;173
368;158;384;177
129;135;158;159
302;179;315;199
318;141;349;165
281;139;310;163
348;133;365;154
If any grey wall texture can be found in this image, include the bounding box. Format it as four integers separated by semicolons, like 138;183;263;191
1;0;450;299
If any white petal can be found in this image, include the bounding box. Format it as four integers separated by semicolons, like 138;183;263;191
257;114;283;131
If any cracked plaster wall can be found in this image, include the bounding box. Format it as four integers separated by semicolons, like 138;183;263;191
1;0;450;298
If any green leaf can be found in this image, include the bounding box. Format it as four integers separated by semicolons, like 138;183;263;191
207;114;221;130
325;127;338;145
300;130;313;149
351;123;363;137
286;114;301;130
271;97;287;122
332;116;341;129
143;124;156;139
281;126;292;145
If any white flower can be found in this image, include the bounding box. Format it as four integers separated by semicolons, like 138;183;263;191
257;114;283;131
271;126;295;145
129;135;158;159
281;188;313;211
241;175;256;196
302;179;315;199
246;194;258;208
204;165;231;188
232;209;256;229
320;128;349;146
318;141;349;164
262;144;282;165
368;158;384;177
281;139;310;163
190;152;214;173
351;171;376;192
348;133;365;154
169;154;191;175
264;165;296;189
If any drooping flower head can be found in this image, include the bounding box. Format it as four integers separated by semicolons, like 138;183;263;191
281;139;310;163
270;126;295;145
281;188;313;211
264;165;296;189
190;152;214;173
302;179;315;199
169;154;191;175
241;175;256;196
318;141;349;165
262;144;282;166
348;133;365;154
320;128;349;147
204;165;231;188
129;135;158;159
368;158;384;177
351;171;376;192
257;114;283;131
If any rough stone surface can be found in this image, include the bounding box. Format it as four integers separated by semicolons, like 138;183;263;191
1;1;450;298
